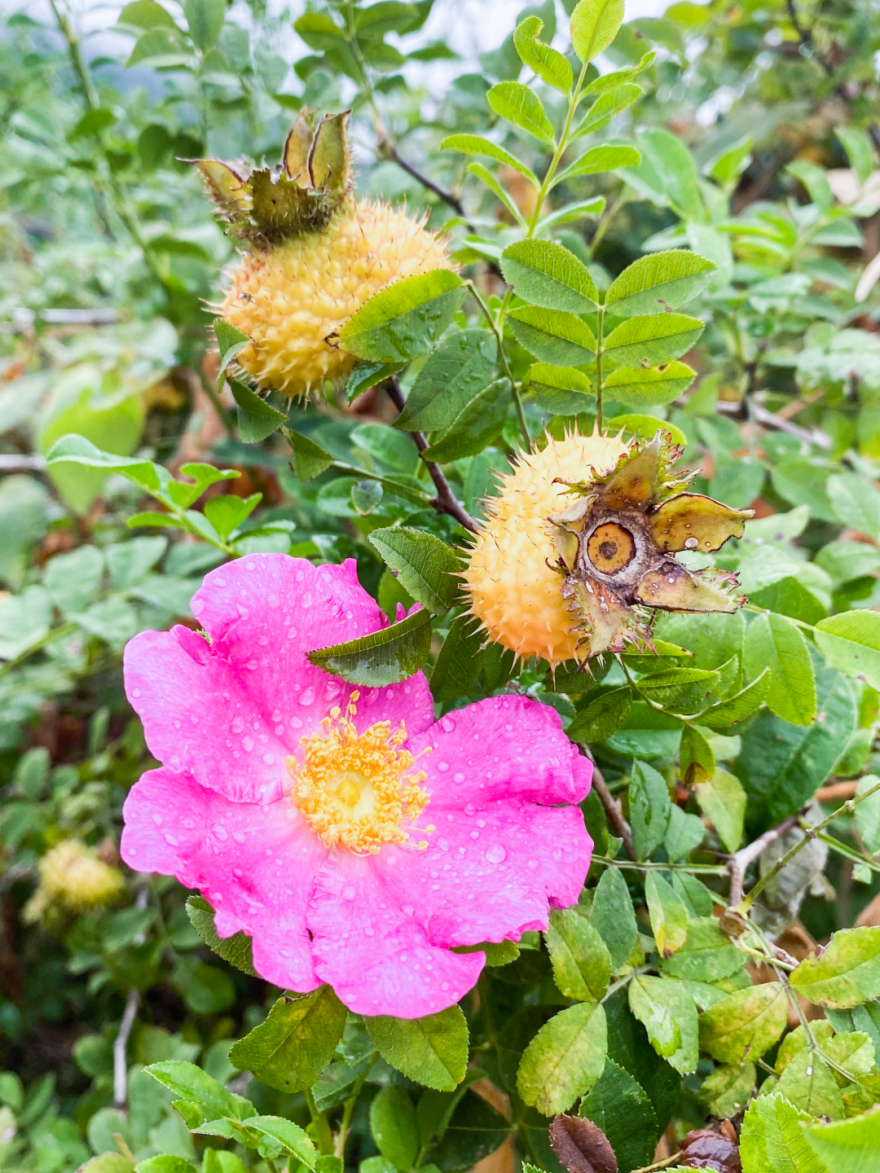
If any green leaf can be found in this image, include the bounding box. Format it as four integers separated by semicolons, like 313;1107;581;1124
645;872;689;957
369;527;459;614
680;723;715;786
856;774;880;855
606;414;687;448
513;16;573;93
118;0;180;31
694;769;746;853
467;163;527;226
366;1006;468;1092
629;760;671;859
570;0;625;63
740;1093;830;1173
698;669;770;731
396;330;497;432
346;361;404;403
229;380;287;444
576;84;642;138
517;1002;608;1115
744;613;817;726
660;918;744;983
775;1050;845;1120
698;982;788;1064
183;0;224;50
639;666;721;716
836;126;876;187
590;867;638;970
430;612;486;703
605;251;715;317
421;378;510;462
339;271;466;363
579;1060;657;1173
501;240;598;313
229;987;347;1093
790;928;880;1009
135;1160;194;1173
554;143;642;186
804;1108;880;1173
827;473;880;540
528;362;594;414
243;1118;317;1167
508;305;596;366
603;313;704;367
214;318;250;379
487;82;555;145
735;664;856;825
568;686;631;742
46;433;162;492
545;908;612;1001
185;896;257;977
603;362;695;408
288;431;334;483
370;1086;418;1170
145;1060;253;1123
440;134;538;184
307;609;431;686
699;1062;756;1118
815;611;880;691
629;976;698;1074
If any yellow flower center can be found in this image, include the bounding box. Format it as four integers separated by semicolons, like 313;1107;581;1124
287;692;432;854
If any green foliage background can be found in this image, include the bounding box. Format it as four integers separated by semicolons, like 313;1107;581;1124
4;0;880;1171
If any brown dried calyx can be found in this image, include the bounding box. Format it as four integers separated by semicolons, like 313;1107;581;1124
679;1120;742;1172
190;109;353;242
549;1114;617;1173
550;431;752;659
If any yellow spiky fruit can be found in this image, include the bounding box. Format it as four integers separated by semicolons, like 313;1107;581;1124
24;840;124;922
463;429;630;667
221;201;453;398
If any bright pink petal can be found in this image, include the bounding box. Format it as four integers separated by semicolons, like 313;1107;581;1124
121;768;325;993
308;852;485;1018
378;801;591;948
124;556;434;803
411;695;593;808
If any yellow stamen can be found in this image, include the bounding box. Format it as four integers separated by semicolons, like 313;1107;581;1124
287;692;431;853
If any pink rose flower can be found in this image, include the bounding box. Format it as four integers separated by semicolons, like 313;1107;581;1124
121;555;593;1018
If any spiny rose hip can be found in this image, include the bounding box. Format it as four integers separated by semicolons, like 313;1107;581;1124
193;110;454;399
464;428;752;667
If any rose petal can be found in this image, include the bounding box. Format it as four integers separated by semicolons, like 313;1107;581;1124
411;695;593;808
379;800;592;947
124;555;433;802
308;851;485;1018
121;767;325;992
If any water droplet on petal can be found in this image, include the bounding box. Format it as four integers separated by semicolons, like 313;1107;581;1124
485;844;507;864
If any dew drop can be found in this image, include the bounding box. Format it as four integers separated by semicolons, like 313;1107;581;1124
485;844;507;864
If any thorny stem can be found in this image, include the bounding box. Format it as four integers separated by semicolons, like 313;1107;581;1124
334;1052;377;1159
305;1089;334;1156
583;753;637;862
816;830;880;873
342;0;475;228
49;0;176;302
728;813;801;907
384;378;478;532
737;778;880;912
467;281;530;445
630;1152;684;1173
595;304;605;432
592;855;728;875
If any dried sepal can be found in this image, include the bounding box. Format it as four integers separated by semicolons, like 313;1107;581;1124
651;491;752;554
634;563;745;613
548;429;751;663
191;110;354;242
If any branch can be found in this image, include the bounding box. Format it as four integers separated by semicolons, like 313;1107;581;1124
727;813;800;907
736;778;880;912
113;986;140;1111
715;398;832;450
0;455;47;473
582;752;637;862
378;137;477;232
384;378;478;533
